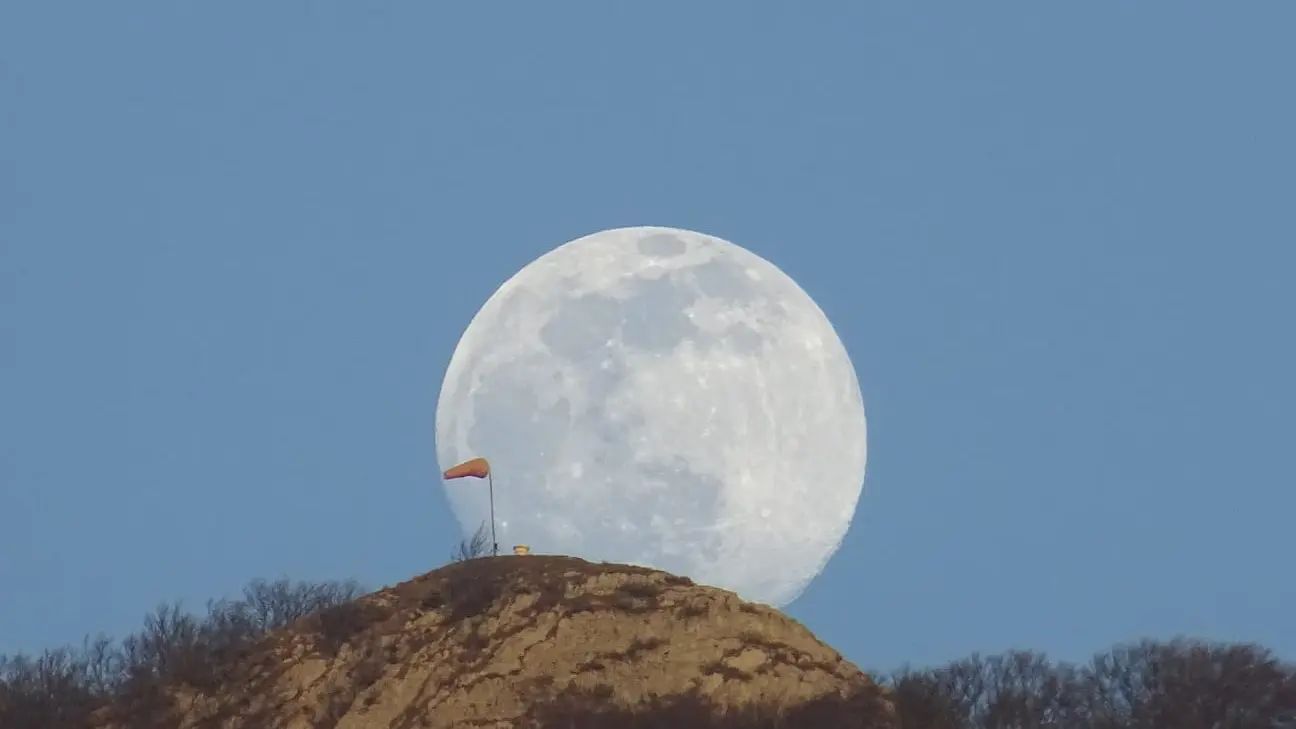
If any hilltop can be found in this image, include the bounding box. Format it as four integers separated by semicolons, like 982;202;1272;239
91;555;894;729
5;555;1294;728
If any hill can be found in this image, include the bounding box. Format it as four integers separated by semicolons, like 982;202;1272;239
91;555;894;729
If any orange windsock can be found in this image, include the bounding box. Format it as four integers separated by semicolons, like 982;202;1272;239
443;457;490;480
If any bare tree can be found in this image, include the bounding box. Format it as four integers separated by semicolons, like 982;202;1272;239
0;647;98;729
1078;638;1296;729
79;634;121;697
886;664;965;729
0;575;368;729
888;650;1086;729
885;640;1296;729
239;577;365;634
451;521;492;562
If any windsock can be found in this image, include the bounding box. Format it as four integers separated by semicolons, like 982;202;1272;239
443;457;490;480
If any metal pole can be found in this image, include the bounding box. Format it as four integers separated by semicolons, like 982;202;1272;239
488;471;498;557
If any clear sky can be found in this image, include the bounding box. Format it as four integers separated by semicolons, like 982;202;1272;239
3;4;1293;673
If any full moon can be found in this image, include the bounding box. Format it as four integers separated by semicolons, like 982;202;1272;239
434;226;867;606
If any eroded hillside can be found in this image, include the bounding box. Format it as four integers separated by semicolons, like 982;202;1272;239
92;555;893;729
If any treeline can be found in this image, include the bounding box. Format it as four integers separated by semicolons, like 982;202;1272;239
0;577;364;729
881;641;1296;729
2;575;1294;729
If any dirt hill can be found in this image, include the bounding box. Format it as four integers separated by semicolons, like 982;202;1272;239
93;555;894;729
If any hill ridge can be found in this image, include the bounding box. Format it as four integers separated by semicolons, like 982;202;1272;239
92;554;894;729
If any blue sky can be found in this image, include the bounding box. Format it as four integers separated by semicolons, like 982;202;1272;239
2;4;1293;673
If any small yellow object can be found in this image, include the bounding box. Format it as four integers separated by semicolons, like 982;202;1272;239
513;545;530;556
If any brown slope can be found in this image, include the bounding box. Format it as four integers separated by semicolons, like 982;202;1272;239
95;555;894;729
